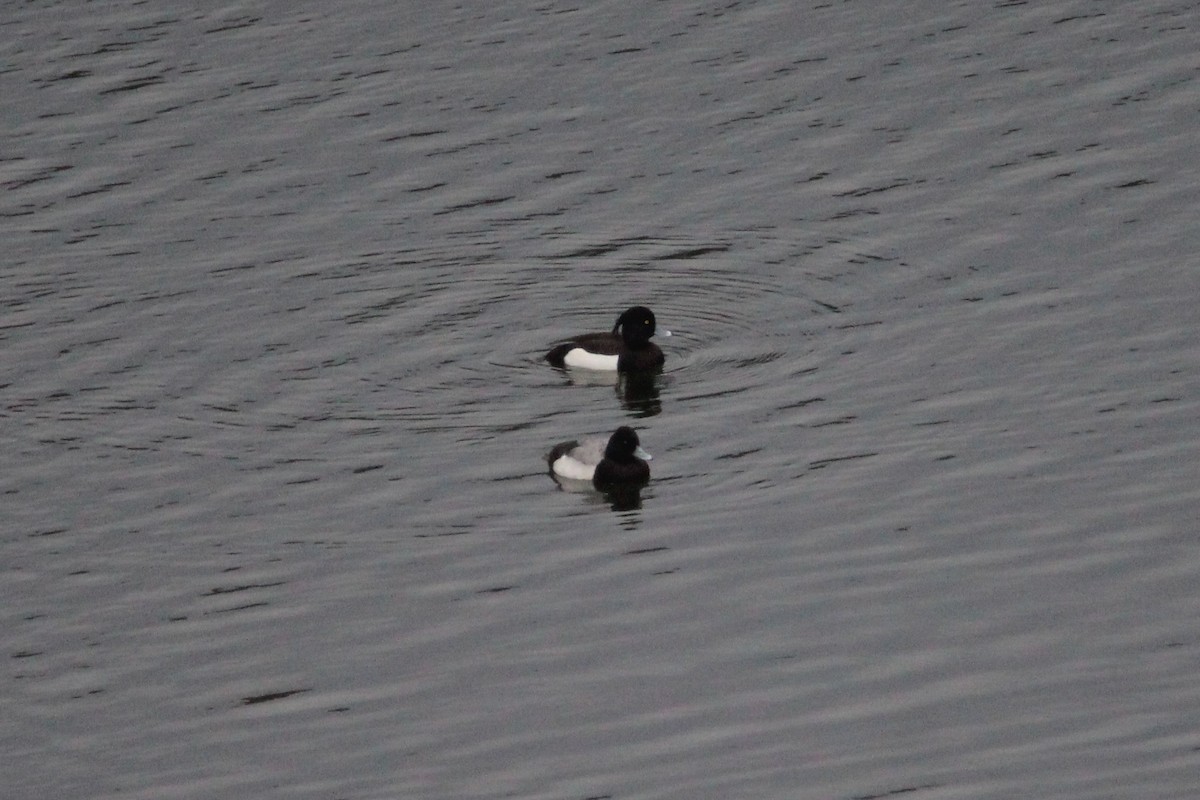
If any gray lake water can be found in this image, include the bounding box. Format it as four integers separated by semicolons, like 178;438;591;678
4;2;1199;798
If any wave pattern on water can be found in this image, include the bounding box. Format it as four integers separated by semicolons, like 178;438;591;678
4;2;1200;799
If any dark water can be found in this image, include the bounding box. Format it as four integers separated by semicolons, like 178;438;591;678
4;2;1199;798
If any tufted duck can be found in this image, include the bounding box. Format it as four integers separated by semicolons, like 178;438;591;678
545;306;669;372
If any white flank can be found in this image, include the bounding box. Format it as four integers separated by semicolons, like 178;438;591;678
552;454;596;481
563;348;620;371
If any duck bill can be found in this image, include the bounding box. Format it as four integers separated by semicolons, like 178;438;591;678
633;445;653;461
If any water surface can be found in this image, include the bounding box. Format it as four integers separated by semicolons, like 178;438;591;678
4;2;1199;798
